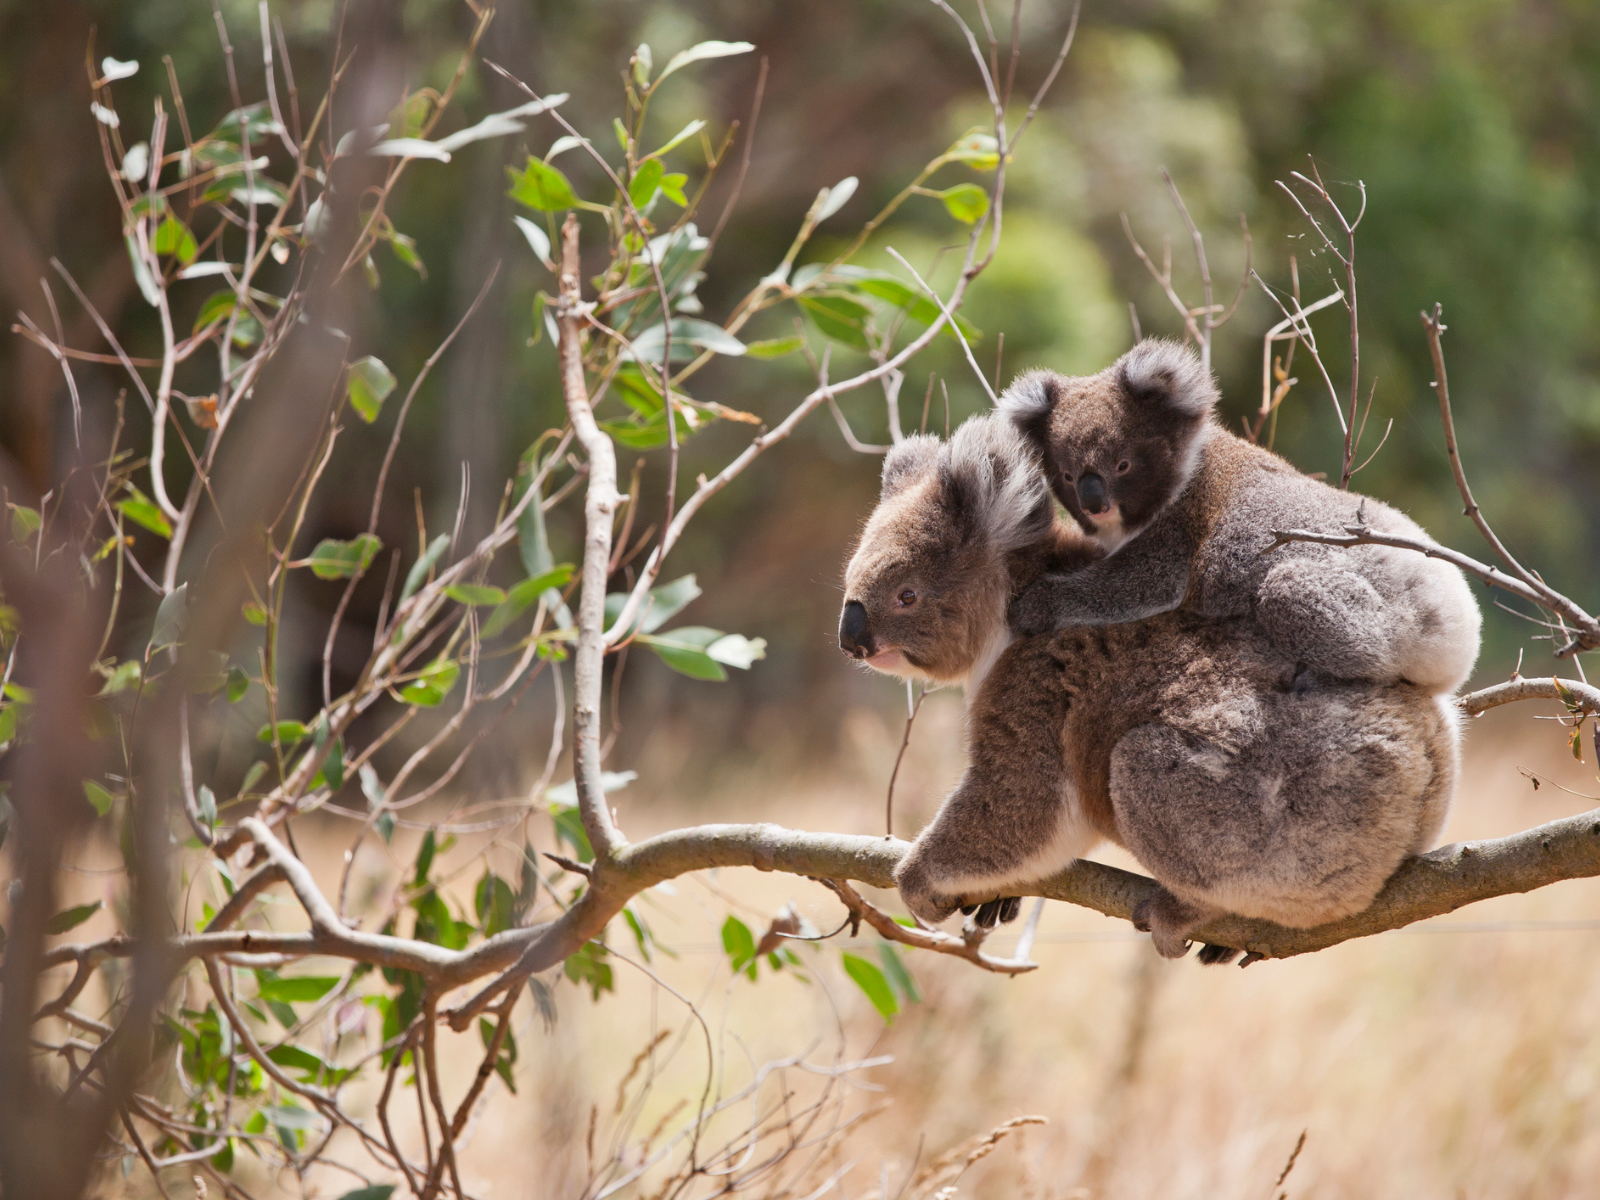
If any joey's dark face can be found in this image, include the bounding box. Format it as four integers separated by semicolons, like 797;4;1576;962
1010;350;1213;553
840;466;1005;685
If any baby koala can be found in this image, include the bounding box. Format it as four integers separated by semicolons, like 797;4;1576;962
841;413;1460;959
1002;339;1481;695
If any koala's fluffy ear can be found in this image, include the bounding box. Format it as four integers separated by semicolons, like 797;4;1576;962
880;434;942;498
997;369;1058;453
940;414;1053;554
1117;338;1218;418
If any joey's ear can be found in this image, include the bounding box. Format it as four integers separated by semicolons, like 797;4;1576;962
880;434;942;498
1117;338;1218;418
997;369;1059;452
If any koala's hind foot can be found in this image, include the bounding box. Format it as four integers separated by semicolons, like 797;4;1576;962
961;896;1023;928
1194;943;1242;966
1132;888;1222;959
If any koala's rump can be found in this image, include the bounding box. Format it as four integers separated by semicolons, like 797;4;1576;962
1047;610;1455;928
1110;678;1455;929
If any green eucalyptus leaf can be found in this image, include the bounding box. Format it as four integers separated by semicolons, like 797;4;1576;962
946;130;1000;170
743;335;805;359
878;942;921;1004
938;182;989;224
506;156;578;211
119;486;172;538
637;627;732;681
149;582;189;650
99;660;142;696
628;318;745;362
9;505;40;544
841;952;898;1020
721;915;756;972
256;720;308;745
401;535;450;604
658;173;688;206
306;534;382;580
628;158;664;209
346;356;396;423
46;901;102;935
445;583;506;607
799;294;871;350
656;40;755;84
400;658;459;707
153;215;199;263
475;872;516;937
604;574;700;636
336;1186;396;1200
257;975;339;1004
481;566;574;638
84;781;115;817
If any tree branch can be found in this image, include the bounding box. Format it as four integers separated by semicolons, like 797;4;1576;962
824;879;1037;975
557;213;626;863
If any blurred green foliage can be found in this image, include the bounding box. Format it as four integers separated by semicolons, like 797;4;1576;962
1;0;1596;769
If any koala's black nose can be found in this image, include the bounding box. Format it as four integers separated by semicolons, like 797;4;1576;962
839;601;873;658
1076;472;1110;515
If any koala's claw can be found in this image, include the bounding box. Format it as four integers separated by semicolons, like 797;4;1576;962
1133;889;1204;959
967;896;1023;929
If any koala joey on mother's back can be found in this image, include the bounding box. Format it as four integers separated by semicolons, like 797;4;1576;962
1002;339;1482;695
841;414;1460;959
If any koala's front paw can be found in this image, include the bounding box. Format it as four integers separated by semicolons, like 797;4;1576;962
894;858;961;927
1007;581;1060;637
962;896;1023;928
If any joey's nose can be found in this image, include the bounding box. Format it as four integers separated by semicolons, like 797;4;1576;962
839;601;873;658
1076;472;1109;515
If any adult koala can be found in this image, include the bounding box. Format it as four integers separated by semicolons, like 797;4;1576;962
839;413;1459;960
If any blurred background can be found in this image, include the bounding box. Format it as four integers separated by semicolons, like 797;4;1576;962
4;0;1597;785
4;3;1600;1194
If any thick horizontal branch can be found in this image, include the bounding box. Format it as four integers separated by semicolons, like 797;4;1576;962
1266;523;1600;657
41;786;1600;997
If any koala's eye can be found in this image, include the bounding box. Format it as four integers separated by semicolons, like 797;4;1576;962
1116;460;1131;474
897;589;918;607
1060;471;1074;483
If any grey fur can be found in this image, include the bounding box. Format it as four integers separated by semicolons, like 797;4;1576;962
1006;339;1482;696
1118;337;1218;417
842;414;1461;959
880;434;942;498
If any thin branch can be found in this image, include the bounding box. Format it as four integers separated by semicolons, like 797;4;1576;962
824;880;1037;976
1263;522;1600;657
555;215;626;862
1420;305;1545;593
